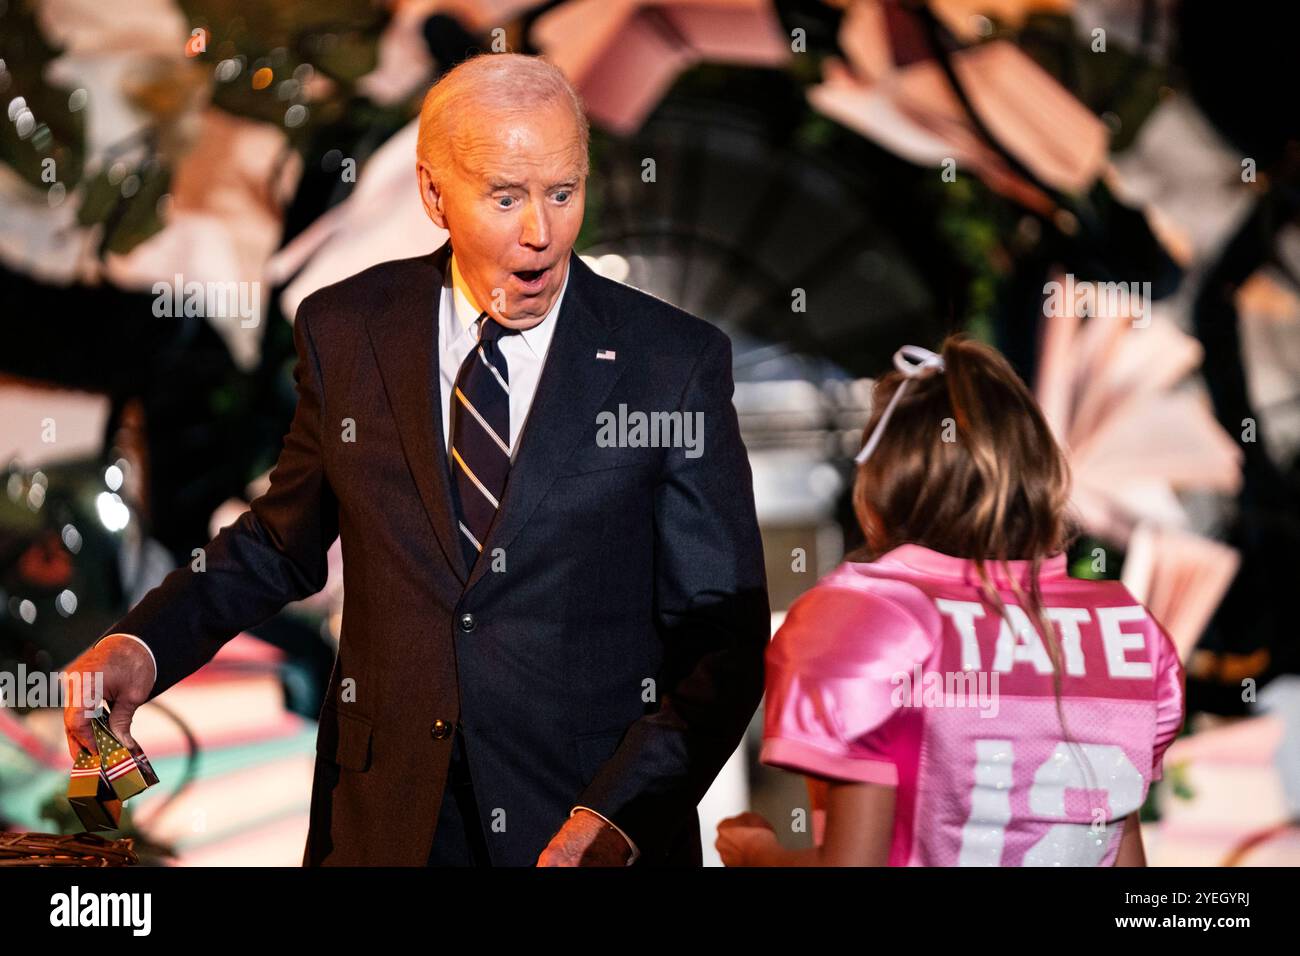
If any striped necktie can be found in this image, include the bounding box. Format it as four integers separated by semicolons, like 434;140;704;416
450;311;517;569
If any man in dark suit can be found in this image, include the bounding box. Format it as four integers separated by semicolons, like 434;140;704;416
63;53;768;866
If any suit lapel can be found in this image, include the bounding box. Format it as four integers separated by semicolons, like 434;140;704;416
365;241;470;584
365;244;625;594
464;250;626;594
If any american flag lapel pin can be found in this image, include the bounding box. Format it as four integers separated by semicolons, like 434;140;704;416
596;349;616;361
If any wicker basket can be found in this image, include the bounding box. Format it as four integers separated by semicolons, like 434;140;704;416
0;832;139;867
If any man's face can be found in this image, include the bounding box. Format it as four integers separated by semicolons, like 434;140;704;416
417;100;586;329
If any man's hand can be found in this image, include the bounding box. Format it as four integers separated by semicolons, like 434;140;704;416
62;635;154;761
536;809;633;867
715;811;778;867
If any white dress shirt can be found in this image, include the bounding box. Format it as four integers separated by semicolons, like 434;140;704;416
99;250;639;864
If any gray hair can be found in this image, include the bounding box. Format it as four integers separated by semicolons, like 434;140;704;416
417;53;590;183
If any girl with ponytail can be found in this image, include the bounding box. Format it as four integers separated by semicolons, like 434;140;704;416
717;335;1184;866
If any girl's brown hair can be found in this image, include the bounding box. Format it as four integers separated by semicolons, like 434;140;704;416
851;333;1080;702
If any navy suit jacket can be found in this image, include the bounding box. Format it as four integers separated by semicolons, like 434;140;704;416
105;240;770;865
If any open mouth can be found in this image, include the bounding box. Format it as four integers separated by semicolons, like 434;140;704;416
513;266;549;285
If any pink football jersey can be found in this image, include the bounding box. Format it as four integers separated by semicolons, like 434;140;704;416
761;543;1185;866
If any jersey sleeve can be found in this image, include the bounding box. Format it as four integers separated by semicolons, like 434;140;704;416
1150;618;1186;782
760;579;933;785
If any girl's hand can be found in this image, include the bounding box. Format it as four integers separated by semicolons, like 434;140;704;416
715;812;779;866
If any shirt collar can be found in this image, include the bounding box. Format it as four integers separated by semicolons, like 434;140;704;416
447;250;570;358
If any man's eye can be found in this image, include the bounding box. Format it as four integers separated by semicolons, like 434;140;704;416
497;196;514;208
554;191;570;203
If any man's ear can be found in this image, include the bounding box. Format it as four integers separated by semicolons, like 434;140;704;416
417;161;448;230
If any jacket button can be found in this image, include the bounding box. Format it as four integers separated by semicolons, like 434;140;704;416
458;612;476;633
431;719;454;740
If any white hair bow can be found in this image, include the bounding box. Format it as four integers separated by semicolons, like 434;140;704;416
853;345;947;464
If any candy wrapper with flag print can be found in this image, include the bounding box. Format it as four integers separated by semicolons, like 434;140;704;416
66;715;159;832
